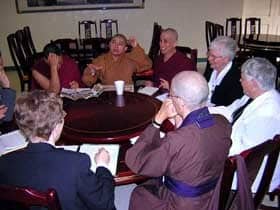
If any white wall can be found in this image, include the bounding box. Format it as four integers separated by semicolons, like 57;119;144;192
0;0;243;66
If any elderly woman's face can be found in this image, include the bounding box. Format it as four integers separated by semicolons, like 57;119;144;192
109;36;128;57
207;48;229;72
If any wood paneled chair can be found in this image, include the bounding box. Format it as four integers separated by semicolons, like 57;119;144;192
176;45;198;70
226;17;242;46
51;38;80;62
7;33;31;92
244;17;261;37
204;21;216;81
215;23;224;36
205;21;216;49
99;19;119;38
23;26;37;56
226;135;280;210
78;20;98;39
0;185;61;210
148;22;162;63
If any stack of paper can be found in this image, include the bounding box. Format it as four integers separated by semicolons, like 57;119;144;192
0;130;28;156
60;84;103;101
137;86;159;96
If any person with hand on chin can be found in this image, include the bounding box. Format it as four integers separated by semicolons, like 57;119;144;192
82;34;152;86
32;43;84;94
126;71;231;210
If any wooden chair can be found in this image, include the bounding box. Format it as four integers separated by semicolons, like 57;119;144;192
176;46;198;69
205;21;216;49
227;135;280;210
215;23;224;36
78;37;109;70
0;185;61;210
99;19;119;38
7;33;31;92
244;17;261;37
218;157;237;210
51;38;80;62
226;17;242;46
78;20;98;39
148;22;162;62
23;26;37;57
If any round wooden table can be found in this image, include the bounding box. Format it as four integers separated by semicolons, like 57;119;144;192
61;91;161;144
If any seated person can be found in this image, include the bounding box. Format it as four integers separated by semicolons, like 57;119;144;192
82;34;152;86
0;90;115;210
146;28;196;90
0;53;16;123
207;36;243;106
210;57;280;193
32;43;84;94
125;71;232;210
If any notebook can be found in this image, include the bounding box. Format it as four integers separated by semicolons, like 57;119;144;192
79;144;120;176
0;130;28;156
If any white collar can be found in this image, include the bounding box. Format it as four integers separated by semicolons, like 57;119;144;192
209;61;233;87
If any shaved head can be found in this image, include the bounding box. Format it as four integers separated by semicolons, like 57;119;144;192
171;71;209;110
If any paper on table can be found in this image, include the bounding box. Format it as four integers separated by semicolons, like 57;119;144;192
0;130;28;156
155;93;168;102
79;144;120;176
137;86;159;96
60;85;103;101
56;145;79;152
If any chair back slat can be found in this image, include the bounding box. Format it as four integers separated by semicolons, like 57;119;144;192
148;22;162;62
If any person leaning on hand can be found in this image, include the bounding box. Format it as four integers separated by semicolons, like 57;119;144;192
125;71;232;210
0;90;116;210
82;34;152;86
32;43;84;94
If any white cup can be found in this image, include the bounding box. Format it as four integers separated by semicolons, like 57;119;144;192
114;80;125;95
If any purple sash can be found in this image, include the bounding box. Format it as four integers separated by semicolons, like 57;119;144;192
179;107;214;129
164;176;219;197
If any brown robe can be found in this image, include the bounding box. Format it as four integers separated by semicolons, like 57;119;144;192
83;45;152;85
125;114;232;210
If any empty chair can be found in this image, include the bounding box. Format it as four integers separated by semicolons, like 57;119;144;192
99;19;119;38
218;157;237;210
51;38;80;62
23;26;37;56
204;21;216;81
176;46;198;69
226;17;242;46
0;185;61;210
205;21;216;49
7;33;31;91
227;135;280;210
215;23;224;36
148;22;162;62
244;17;261;37
78;20;98;39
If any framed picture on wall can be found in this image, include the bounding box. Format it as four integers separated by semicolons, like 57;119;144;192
16;0;145;13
